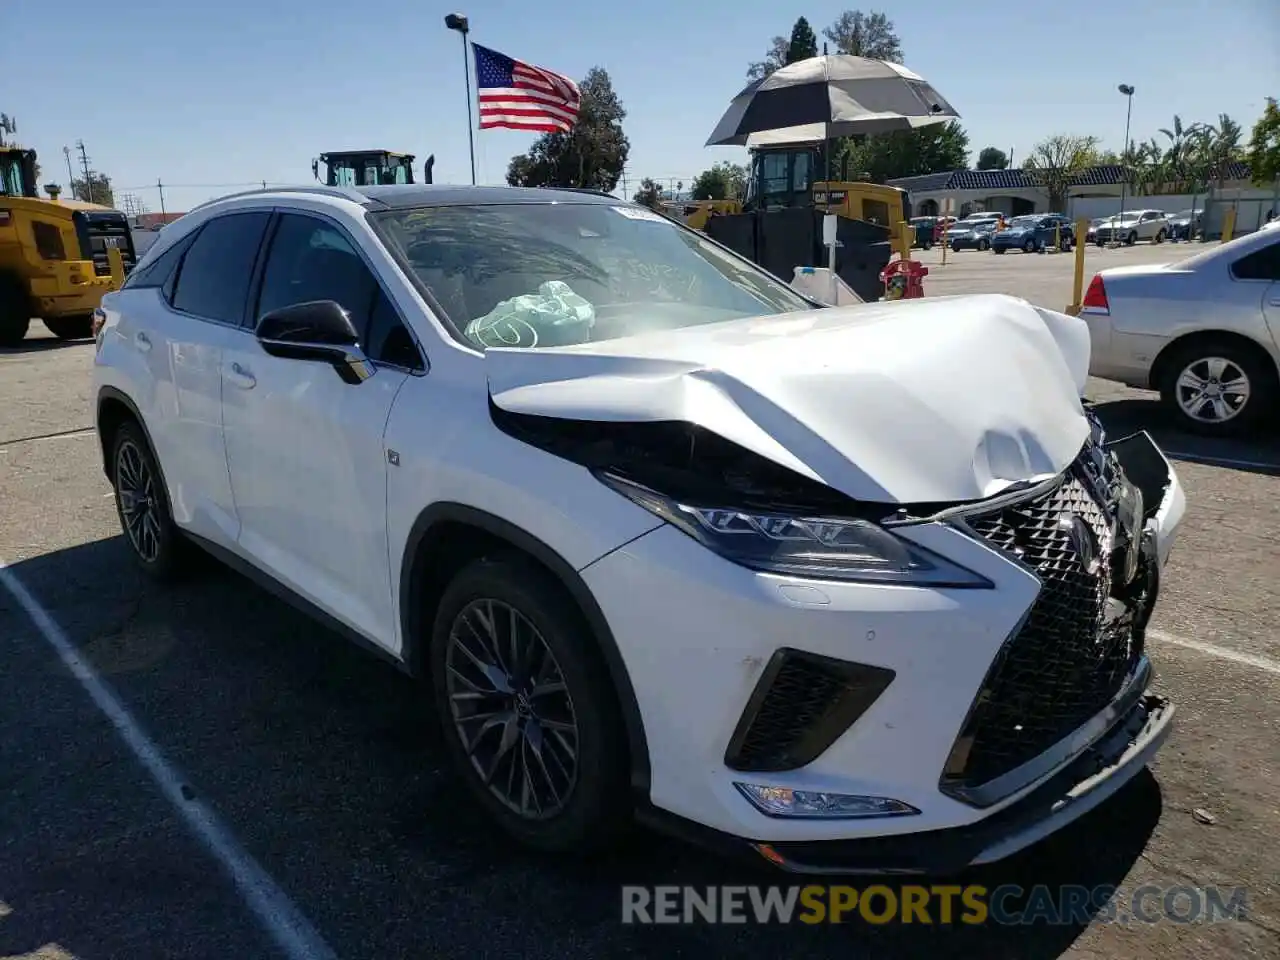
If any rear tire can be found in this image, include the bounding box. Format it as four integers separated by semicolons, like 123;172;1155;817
109;419;195;581
429;552;631;855
43;315;95;340
0;273;31;347
1158;340;1277;437
1125;232;1137;246
978;238;990;251
1154;229;1166;244
1023;238;1036;253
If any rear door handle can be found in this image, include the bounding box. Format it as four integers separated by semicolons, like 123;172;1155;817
225;361;256;390
134;331;151;353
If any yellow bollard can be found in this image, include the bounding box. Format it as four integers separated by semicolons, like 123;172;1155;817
1065;218;1089;315
1221;207;1237;243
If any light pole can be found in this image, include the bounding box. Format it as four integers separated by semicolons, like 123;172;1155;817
445;13;476;185
1116;84;1135;243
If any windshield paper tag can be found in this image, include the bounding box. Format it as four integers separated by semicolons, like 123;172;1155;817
612;205;669;223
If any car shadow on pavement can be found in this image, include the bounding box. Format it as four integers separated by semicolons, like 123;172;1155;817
0;336;89;356
1090;396;1280;476
2;536;1164;960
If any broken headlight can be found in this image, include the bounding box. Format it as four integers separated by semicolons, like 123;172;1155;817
598;472;992;587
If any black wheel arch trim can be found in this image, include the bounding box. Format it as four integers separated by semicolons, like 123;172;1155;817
97;387;160;479
399;502;652;798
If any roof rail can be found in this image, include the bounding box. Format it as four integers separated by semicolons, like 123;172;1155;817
187;184;372;213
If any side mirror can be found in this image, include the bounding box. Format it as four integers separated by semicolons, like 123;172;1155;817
256;300;375;385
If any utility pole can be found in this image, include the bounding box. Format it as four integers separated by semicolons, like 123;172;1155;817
63;146;74;188
76;140;93;203
157;179;166;217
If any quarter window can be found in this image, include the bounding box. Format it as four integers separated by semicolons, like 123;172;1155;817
1230;240;1280;282
170;213;271;323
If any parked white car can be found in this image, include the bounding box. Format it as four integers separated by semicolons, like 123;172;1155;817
1081;226;1280;434
92;183;1185;873
1093;210;1170;246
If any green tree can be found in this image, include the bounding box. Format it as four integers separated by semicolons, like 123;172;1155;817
632;177;663;209
1245;97;1280;186
1022;134;1101;211
975;146;1008;170
71;171;114;207
786;17;819;65
506;67;629;192
746;35;790;83
844;122;969;181
689;161;747;200
822;9;903;62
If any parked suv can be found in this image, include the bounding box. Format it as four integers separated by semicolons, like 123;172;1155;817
991;215;1074;254
92;184;1185;873
1094;210;1169;246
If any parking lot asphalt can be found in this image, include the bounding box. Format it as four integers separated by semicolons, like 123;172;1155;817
2;242;1279;959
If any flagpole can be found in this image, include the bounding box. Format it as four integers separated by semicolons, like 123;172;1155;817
445;13;477;185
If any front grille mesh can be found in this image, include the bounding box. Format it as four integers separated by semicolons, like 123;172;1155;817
945;465;1137;788
725;650;894;773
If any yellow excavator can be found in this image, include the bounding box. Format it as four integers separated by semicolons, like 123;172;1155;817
681;143;913;301
0;145;134;345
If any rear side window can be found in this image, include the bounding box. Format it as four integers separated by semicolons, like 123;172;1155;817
1230;240;1280;282
122;230;199;290
170;212;271;323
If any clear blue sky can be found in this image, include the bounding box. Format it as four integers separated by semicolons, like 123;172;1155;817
4;0;1277;213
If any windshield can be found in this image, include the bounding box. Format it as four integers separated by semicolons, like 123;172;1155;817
0;154;23;196
373;202;815;350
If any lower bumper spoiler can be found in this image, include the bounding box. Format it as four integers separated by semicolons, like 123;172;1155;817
640;692;1173;877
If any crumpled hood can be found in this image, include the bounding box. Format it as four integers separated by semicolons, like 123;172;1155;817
484;294;1092;504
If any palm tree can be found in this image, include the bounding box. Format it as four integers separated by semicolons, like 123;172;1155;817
1159;115;1206;193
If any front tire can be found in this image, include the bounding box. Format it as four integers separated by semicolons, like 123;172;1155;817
1159;341;1277;437
430;553;630;854
109;420;193;581
978;238;990;251
1154;229;1166;244
1023;238;1036;253
43;315;95;340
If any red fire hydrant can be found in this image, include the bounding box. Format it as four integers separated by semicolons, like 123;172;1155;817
880;257;929;300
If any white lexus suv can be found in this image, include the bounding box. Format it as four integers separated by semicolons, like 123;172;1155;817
92;184;1186;873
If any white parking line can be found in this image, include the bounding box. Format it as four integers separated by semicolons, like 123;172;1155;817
0;562;337;960
1150;629;1280;677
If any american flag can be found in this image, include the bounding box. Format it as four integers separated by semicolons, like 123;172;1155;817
473;43;581;133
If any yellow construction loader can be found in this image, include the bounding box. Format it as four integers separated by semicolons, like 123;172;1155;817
682;145;914;301
0;146;134;345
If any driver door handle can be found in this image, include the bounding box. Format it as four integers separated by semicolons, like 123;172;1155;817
226;361;256;390
134;331;151;353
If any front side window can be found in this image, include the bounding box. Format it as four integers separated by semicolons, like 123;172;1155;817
372;202;814;350
170;212;271;323
256;213;422;369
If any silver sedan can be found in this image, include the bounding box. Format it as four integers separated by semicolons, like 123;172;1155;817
1081;228;1280;435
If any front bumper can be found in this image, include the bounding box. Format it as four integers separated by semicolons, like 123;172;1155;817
585;430;1184;867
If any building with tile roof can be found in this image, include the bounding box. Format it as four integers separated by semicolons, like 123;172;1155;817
889;161;1256;220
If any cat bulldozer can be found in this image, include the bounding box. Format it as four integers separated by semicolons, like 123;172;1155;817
313;149;435;187
682;144;912;302
0;147;136;345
